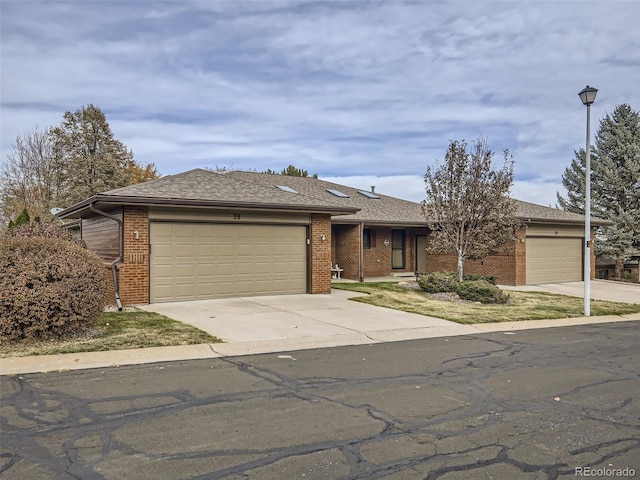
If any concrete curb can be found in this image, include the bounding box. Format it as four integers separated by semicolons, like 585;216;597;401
2;313;638;376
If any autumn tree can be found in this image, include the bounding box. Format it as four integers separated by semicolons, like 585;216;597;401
49;104;137;205
557;103;640;278
1;105;159;225
423;138;520;281
0;126;63;224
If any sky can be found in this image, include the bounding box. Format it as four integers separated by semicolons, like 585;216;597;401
1;0;639;207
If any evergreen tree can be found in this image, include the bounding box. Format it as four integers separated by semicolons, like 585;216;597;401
557;103;640;278
556;148;589;214
264;165;318;178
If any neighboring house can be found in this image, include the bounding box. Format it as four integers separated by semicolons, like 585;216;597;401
596;250;640;282
57;169;610;306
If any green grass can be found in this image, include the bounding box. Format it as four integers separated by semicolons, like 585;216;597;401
0;310;221;358
333;282;640;324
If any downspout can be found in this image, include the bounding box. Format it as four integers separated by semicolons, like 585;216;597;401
89;202;123;311
359;222;365;282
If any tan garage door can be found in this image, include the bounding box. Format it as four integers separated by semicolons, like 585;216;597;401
526;237;582;284
150;223;307;302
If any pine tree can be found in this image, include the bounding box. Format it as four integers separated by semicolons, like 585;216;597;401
556;148;589;214
557;103;640;278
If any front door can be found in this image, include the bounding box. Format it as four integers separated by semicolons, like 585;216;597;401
391;230;405;269
416;235;427;273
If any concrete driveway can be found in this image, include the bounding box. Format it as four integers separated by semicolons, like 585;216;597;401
141;289;475;347
503;279;640;304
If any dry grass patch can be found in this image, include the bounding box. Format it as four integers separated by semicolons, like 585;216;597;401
1;310;221;358
333;282;640;324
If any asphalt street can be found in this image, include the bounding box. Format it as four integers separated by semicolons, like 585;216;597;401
1;322;639;479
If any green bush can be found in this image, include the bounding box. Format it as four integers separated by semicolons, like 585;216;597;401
462;274;498;285
455;280;510;304
418;272;459;293
0;236;107;340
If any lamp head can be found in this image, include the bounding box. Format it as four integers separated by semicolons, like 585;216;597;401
578;85;598;106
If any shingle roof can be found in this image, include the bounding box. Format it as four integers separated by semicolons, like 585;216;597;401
514;199;611;226
59;168;610;226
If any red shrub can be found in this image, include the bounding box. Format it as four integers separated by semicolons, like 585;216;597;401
0;237;107;340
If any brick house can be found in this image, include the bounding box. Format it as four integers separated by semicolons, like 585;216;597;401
58;169;609;306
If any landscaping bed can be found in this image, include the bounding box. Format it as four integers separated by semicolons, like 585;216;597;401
332;282;640;324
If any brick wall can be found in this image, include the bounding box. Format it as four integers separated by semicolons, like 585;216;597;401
426;231;523;285
363;226;392;277
332;226;428;279
311;213;332;293
332;224;360;279
118;206;150;305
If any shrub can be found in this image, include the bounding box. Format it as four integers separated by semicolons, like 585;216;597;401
2;221;85;247
0;237;107;340
463;274;498;285
455;280;510;304
418;272;460;293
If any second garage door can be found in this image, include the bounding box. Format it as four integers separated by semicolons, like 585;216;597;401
526;236;582;284
150;223;307;302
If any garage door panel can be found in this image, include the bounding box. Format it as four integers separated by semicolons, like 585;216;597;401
150;223;307;302
526;237;582;284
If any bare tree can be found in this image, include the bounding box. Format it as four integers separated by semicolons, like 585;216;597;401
0;126;62;224
423;138;520;281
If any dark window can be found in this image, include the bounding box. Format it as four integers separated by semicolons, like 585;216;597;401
363;228;371;249
391;230;405;269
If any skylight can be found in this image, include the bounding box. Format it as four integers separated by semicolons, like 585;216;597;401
358;190;380;199
326;189;349;198
276;185;298;194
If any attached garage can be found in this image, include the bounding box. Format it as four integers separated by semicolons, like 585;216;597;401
150;222;307;302
526;233;583;285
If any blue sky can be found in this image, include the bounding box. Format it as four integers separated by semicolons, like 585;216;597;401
2;0;639;207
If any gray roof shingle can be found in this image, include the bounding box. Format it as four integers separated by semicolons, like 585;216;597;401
60;168;610;226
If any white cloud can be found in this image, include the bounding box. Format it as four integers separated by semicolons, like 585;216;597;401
1;0;639;209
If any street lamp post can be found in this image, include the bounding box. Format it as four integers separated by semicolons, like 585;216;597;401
578;85;598;316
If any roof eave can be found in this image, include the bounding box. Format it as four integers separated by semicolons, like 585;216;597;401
57;195;359;219
522;217;614;227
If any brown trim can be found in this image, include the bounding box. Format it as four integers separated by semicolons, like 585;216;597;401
58;196;359;219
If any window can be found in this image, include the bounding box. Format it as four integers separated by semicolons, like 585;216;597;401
358;190;380;199
391;230;405;269
326;189;349;198
363;228;376;249
276;185;298;193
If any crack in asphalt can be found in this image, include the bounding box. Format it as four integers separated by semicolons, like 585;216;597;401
2;322;639;479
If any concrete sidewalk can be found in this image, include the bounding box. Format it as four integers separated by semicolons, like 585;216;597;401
2;287;639;376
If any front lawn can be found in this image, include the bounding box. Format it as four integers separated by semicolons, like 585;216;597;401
0;310;221;358
332;282;640;324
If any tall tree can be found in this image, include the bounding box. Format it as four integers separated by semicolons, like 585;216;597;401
557;103;640;278
50;104;135;205
0;126;62;224
1;106;159;226
556;148;588;214
423;138;520;281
